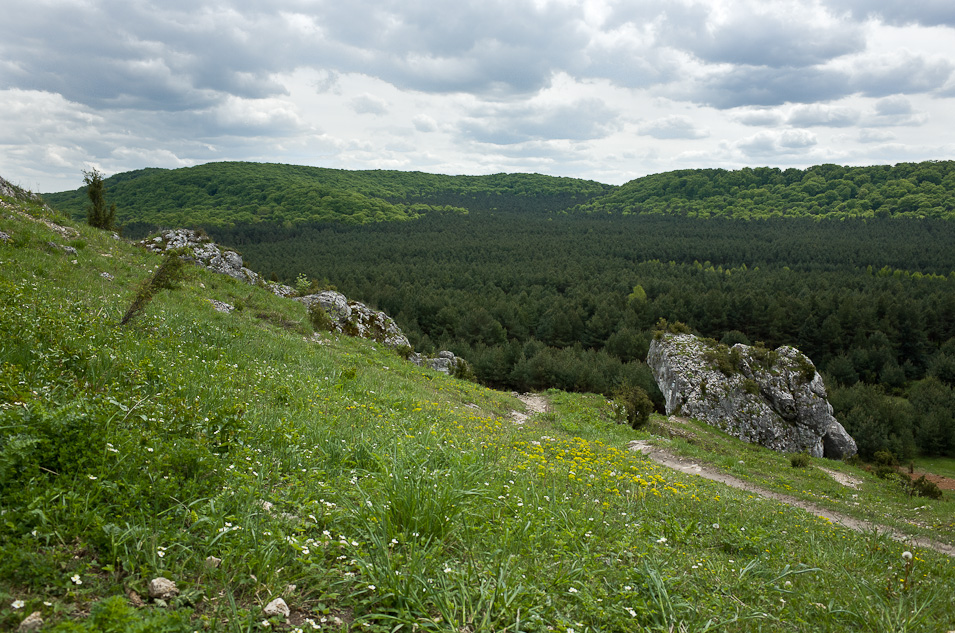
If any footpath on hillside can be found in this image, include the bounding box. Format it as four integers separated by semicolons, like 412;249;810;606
510;394;955;558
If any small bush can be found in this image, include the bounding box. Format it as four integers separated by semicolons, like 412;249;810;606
120;251;187;326
908;475;943;500
309;303;336;332
452;357;476;382
613;384;655;429
874;464;898;480
295;272;311;296
874;450;899;468
790;452;811;468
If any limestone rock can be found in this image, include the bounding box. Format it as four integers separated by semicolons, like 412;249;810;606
209;299;234;314
139;229;294;297
647;333;856;459
409;350;467;375
139;228;413;349
17;611;44;632
297;290;352;321
263;597;290;618
147;577;179;600
296;291;412;349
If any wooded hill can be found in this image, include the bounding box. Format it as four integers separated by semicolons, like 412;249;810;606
44;160;955;230
574;161;955;219
42;162;614;232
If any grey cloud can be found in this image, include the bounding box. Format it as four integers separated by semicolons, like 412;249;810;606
350;94;389;115
787;105;859;127
850;56;953;97
459;99;619;145
875;96;914;116
662;5;864;68
311;0;589;96
689;66;850;109
866;96;927;127
823;0;955;27
413;115;438;133
733;109;786;127
637;116;708;140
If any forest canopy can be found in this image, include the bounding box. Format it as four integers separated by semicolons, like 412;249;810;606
573;161;955;219
43;160;955;233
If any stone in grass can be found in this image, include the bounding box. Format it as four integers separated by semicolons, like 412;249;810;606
18;611;44;632
263;597;290;618
205;555;222;568
148;577;179;601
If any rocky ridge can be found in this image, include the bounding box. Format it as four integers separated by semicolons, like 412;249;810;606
139;229;465;374
647;332;857;459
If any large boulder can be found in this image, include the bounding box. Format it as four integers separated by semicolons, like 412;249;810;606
647;333;856;459
295;291;411;350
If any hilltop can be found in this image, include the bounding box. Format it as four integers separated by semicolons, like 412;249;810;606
572;161;955;219
3;177;955;631
42;161;955;233
41;163;613;233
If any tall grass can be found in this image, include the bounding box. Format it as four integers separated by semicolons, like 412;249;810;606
1;197;954;631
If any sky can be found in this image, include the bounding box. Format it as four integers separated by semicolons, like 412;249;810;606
2;0;954;193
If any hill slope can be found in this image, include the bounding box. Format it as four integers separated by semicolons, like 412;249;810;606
572;161;955;219
42;162;614;231
2;180;954;631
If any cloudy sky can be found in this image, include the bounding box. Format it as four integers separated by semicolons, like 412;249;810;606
2;0;954;192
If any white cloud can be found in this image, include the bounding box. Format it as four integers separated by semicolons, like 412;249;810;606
0;0;954;191
736;129;817;157
787;105;859;127
637;116;708;140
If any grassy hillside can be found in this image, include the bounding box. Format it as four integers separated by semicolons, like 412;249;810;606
2;184;954;631
572;161;955;219
42;163;614;232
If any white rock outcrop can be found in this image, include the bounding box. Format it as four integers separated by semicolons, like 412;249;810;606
647;333;857;459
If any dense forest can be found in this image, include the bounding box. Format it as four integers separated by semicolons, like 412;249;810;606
212;213;955;462
575;161;955;219
43;160;955;461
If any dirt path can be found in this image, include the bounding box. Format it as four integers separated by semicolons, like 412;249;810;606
510;392;549;425
627;439;955;557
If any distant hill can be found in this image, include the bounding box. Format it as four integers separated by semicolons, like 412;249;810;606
571;161;955;219
43;160;955;231
43;162;615;232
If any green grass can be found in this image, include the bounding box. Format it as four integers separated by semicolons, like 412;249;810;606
641;416;955;547
1;193;954;632
911;456;955;480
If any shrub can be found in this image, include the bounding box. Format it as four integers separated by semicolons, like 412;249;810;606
309;303;336;332
452;357;476;382
295;272;311;296
790;452;811;468
613;384;655;429
908;475;943;500
120;250;187;326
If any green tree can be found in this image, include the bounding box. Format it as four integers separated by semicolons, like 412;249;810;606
83;168;117;231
